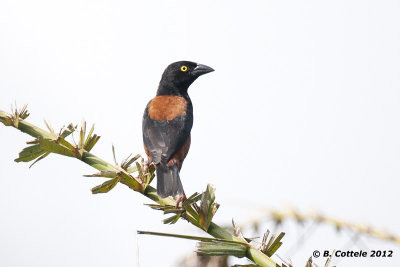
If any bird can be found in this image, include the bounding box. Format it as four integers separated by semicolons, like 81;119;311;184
142;61;214;207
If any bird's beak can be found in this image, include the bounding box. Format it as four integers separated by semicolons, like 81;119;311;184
191;64;215;77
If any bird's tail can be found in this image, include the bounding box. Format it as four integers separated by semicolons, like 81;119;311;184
156;163;184;198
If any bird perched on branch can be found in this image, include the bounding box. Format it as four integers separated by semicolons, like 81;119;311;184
142;61;214;207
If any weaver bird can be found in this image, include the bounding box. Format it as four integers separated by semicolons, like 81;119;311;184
142;61;214;207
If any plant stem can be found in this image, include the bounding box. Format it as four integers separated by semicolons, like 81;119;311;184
0;108;279;267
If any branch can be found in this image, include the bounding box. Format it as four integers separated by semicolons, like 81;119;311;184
0;106;282;267
256;207;400;244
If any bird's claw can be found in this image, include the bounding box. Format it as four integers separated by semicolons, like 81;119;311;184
175;194;187;209
142;160;150;173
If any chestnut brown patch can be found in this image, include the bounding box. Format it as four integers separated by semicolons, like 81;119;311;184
166;136;191;170
148;95;187;121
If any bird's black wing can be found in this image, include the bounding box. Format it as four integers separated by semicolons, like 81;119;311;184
142;104;193;165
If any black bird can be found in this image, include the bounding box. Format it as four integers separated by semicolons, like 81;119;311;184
142;61;214;206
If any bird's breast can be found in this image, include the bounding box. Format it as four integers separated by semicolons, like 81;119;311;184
148;95;188;121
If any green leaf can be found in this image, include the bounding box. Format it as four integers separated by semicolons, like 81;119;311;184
83;124;100;152
121;154;141;170
112;144;117;165
183;201;200;221
12;109;20;128
44;120;55;136
39;138;75;157
186;192;202;203
79;121;86;149
84;134;100;152
91;177;120;194
144;172;155;187
305;256;313;267
265;232;285;257
144;203;176;212
14;144;46;162
83;171;118;178
18;104;29;120
163;213;181;224
57;138;76;151
197;241;247;257
232;219;246;242
84;124;95;145
148;162;156;174
198;184;219;231
136;162;143;177
138;163;156;188
60;123;76;138
126;165;138;173
29;152;50;168
137;230;249;245
259;230;269;253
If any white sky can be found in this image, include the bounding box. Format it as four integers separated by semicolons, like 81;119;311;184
0;1;399;266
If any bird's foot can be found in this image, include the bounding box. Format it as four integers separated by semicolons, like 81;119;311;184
175;193;187;209
166;158;178;167
142;160;149;172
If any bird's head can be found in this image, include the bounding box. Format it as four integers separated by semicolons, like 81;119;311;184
157;61;214;95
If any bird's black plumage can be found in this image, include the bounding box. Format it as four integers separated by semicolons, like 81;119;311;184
142;61;214;200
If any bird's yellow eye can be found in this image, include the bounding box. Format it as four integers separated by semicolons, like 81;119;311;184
181;65;188;72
